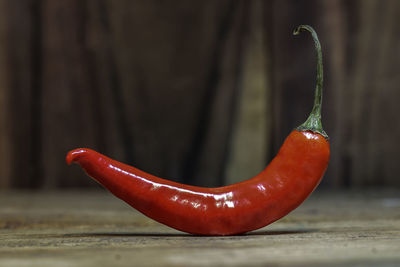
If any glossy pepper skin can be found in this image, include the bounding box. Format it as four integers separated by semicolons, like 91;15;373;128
66;25;330;235
67;130;329;235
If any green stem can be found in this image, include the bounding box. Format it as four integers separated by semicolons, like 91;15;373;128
293;25;328;139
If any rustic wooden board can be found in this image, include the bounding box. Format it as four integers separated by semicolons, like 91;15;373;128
1;0;400;190
0;189;399;266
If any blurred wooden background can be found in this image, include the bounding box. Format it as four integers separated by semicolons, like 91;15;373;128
0;0;399;189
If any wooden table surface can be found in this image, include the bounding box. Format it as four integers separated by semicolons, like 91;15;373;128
0;189;399;266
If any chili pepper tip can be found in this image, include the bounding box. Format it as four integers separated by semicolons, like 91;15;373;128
66;148;88;165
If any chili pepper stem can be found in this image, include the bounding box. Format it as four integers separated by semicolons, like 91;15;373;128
293;25;328;139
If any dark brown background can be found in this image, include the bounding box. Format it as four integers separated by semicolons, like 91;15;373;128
0;0;399;189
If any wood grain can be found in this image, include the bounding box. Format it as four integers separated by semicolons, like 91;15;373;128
0;0;399;188
0;190;399;266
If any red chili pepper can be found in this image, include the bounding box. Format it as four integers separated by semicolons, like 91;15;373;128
66;25;330;235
